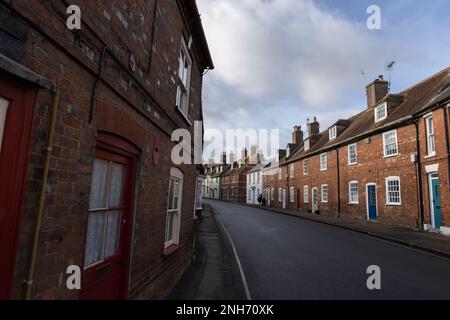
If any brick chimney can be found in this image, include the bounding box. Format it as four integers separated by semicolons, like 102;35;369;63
292;126;304;144
221;151;227;164
366;75;389;108
307;117;320;137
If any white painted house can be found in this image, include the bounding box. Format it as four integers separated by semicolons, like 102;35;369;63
246;163;266;205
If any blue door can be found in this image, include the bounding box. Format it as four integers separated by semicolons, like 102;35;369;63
367;185;377;220
432;178;442;229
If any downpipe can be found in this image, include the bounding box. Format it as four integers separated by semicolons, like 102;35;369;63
25;90;60;299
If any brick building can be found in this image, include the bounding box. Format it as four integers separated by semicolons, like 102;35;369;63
264;68;450;235
221;155;255;202
0;0;213;299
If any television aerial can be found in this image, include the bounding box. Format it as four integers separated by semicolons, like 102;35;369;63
386;61;396;92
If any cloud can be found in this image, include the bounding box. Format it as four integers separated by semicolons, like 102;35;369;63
197;0;450;159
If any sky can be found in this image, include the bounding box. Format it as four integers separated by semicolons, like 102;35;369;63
197;0;450;161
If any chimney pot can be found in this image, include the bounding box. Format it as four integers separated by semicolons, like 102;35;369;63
366;76;388;109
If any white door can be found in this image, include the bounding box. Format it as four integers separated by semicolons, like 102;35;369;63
282;189;286;209
312;188;318;212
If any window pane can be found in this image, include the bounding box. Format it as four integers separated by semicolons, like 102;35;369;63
109;163;124;207
0;97;9;153
84;212;106;267
89;159;109;209
104;211;121;258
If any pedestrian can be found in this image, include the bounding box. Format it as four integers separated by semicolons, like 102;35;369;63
258;194;262;206
262;197;266;206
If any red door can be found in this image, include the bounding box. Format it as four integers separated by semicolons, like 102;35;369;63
80;134;138;300
0;74;37;299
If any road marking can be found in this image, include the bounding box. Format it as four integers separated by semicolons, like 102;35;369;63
215;213;252;300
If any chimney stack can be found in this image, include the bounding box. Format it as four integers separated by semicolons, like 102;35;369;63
221;151;227;165
292;125;304;145
307;117;320;137
240;148;248;161
366;75;388;109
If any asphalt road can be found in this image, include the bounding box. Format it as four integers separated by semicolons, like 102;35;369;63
205;199;450;300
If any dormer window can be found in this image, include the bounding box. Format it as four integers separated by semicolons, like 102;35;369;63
304;139;310;151
374;102;387;123
329;126;337;141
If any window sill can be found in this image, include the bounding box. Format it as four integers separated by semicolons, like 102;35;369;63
176;106;192;126
349;202;359;205
383;153;399;159
386;203;402;206
424;153;436;159
163;244;181;257
348;162;358;166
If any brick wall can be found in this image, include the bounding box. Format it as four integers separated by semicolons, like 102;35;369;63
2;0;209;299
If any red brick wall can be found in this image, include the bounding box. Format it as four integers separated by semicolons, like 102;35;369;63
3;0;206;299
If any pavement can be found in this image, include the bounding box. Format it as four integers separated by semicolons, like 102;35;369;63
242;202;450;259
206;200;450;299
167;204;246;300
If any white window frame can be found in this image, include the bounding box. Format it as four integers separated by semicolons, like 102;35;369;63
385;176;402;205
425;115;436;157
290;187;295;203
375;102;387;123
290;163;295;178
165;168;184;248
176;37;192;125
321;184;328;203
383;130;399;158
329;126;337;141
320;153;328;171
348;143;357;165
303;186;309;203
271;188;274;201
304;139;310;151
303;159;309;175
348;181;359;204
278;188;282;202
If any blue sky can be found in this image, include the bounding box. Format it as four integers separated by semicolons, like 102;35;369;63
198;0;450;160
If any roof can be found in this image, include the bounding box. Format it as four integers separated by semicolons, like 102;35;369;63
287;66;450;163
181;0;214;71
247;162;269;174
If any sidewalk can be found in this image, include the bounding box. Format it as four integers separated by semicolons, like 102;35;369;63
167;204;246;300
244;203;450;259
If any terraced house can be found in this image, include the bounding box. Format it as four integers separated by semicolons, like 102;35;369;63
264;68;450;235
0;0;213;299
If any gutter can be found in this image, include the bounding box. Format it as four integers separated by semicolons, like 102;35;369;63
414;121;425;229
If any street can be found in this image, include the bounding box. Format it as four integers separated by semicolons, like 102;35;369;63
205;199;450;300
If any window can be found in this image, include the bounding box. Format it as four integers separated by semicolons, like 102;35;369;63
304;139;310;151
425;115;436;156
348;143;357;165
303;186;309;203
257;172;260;184
303;160;309;175
348;181;359;204
290;163;295;178
320;153;327;171
383;130;398;157
278;168;282;180
248;190;252;200
290;187;295;203
85;158;125;268
321;184;328;203
271;188;274;201
176;38;192;123
375;102;387;122
386;176;401;205
278;188;282;202
165;168;184;247
329;126;337;141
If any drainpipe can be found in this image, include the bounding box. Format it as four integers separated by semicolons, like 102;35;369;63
25;90;60;299
414;121;425;229
441;105;450;190
336;148;341;218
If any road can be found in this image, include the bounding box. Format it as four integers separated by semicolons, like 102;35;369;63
205;199;450;300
